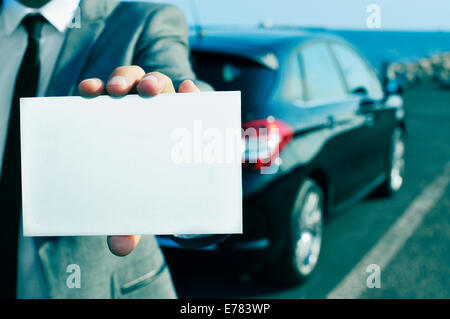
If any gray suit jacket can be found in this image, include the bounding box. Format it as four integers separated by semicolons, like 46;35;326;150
35;0;205;299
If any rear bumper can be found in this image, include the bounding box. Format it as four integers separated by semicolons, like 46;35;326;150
157;192;273;253
157;236;270;251
159;169;303;262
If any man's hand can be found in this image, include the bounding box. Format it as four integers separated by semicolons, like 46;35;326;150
78;65;200;257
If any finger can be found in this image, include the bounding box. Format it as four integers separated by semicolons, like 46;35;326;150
136;72;176;96
106;65;146;96
78;78;104;97
107;235;142;257
178;80;200;93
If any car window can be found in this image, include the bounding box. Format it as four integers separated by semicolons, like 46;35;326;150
331;43;384;100
191;52;276;106
300;42;346;101
282;51;304;101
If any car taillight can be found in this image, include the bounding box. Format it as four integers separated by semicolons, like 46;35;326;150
242;118;294;170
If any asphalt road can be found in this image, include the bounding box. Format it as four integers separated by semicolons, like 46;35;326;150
162;80;450;299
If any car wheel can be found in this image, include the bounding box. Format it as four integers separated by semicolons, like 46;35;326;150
376;128;406;196
271;178;324;285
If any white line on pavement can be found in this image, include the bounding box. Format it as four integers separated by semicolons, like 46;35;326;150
327;161;450;299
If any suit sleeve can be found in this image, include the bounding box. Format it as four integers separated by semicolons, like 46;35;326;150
132;4;212;91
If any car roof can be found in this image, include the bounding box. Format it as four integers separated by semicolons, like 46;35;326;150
189;27;346;69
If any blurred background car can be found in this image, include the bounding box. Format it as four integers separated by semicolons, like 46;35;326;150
160;28;406;285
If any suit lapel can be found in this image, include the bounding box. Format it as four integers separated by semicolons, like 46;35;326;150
45;0;119;97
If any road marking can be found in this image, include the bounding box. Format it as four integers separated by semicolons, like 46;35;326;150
327;162;450;299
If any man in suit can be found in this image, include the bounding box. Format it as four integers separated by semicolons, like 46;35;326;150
0;0;218;298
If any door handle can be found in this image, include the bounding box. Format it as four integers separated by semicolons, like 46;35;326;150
359;98;378;114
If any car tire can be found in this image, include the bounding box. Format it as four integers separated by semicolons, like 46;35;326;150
375;128;406;197
268;178;324;286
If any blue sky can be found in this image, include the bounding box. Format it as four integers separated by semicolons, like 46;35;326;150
135;0;450;31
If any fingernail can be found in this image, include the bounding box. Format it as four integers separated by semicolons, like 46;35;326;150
108;76;127;89
142;75;159;86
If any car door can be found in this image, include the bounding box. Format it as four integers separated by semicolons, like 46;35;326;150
330;42;392;185
298;41;371;203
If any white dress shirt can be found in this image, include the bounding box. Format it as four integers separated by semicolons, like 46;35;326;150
0;0;80;298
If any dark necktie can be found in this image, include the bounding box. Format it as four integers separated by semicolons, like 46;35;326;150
0;14;45;299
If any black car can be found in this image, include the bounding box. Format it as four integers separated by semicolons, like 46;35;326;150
162;28;406;285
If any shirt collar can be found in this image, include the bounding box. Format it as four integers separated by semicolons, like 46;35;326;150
1;0;81;36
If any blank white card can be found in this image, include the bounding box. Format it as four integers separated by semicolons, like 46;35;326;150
20;92;242;236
